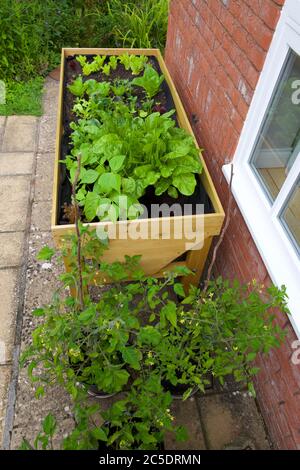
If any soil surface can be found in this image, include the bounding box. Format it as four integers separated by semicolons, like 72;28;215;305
58;54;213;225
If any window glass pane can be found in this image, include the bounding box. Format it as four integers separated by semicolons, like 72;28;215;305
251;50;300;201
280;178;300;253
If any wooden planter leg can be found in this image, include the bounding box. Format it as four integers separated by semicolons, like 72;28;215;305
182;236;213;293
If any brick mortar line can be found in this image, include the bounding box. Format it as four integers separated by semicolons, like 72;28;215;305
0;230;25;235
0;265;24;271
186;0;274;58
0;151;35;155
168;16;246;126
177;3;267;93
2;110;42;449
0;173;32;178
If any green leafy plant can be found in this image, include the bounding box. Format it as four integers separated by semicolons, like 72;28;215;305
0;1;169;116
108;56;118;71
64;101;202;222
149;278;289;398
119;54;148;75
67;76;87;98
20;414;57;450
0;77;44;116
95;376;175;450
102;63;111;76
19;179;289;450
76;55;107;76
111;79;132;97
108;0;170;50
20;225;192;399
132;65;165;98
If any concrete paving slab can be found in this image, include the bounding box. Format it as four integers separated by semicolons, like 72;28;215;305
165;396;206;450
2;117;37;153
197;392;271;450
37;115;57;153
11;231;72;450
31;201;52;232
34;153;55;201
0;269;19;364
0;365;11;446
0;117;6;147
0;232;24;268
42;78;59;117
0;152;34;176
0;176;31;231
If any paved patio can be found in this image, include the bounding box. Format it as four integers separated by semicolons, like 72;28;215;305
0;78;272;450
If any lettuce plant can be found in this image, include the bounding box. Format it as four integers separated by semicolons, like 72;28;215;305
76;55;107;76
65;105;202;221
132;64;165;98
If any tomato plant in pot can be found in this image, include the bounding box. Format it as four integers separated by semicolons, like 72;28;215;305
144;278;289;399
94;375;184;450
21;222;193;401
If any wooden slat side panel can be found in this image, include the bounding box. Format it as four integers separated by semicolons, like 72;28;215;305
52;213;224;249
51;48;65;227
63;48;159;57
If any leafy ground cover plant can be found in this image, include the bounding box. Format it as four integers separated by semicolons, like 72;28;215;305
0;1;167;83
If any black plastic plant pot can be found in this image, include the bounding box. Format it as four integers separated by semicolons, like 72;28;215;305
98;422;165;451
70;362;121;399
87;384;118;399
162;380;198;400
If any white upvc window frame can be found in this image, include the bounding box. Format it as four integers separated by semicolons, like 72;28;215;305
223;0;300;338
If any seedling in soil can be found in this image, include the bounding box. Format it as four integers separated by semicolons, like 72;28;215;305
132;65;165;98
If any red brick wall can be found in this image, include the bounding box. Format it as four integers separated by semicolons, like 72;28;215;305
165;0;300;450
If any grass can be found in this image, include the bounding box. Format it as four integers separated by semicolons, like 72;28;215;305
0;78;44;116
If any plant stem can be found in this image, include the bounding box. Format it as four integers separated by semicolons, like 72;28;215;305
72;154;84;310
203;164;234;293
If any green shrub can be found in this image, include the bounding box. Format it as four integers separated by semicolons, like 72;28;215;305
0;0;169;83
108;0;170;50
0;78;44;116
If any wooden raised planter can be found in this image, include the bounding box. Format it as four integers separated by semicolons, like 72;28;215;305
51;48;224;289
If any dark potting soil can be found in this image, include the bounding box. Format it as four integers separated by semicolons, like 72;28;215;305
57;54;213;225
